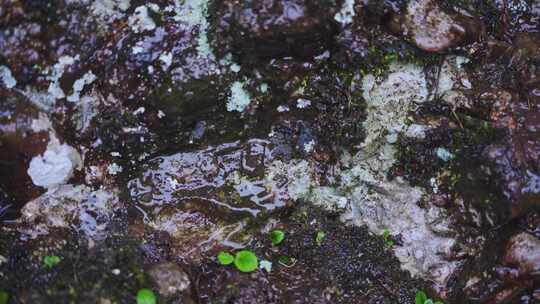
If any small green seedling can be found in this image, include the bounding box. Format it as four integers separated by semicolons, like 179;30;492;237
381;228;394;248
415;290;443;304
234;250;258;273
315;231;325;245
0;291;8;304
217;251;234;265
136;288;157;304
277;255;296;268
270;229;285;246
43;255;61;269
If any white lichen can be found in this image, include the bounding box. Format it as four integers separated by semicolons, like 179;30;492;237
334;0;356;25
436;147;454;162
173;0;215;64
277;105;289;112
47;55;78;100
296;98;311;109
227;81;251;112
159;52;173;70
230;63;241;73
28;113;82;189
107;163;123;175
0;65;16;88
303;139;315;153
67;71;97;103
129;5;156;33
27;144;82;189
88;0;131;22
259;83;269;93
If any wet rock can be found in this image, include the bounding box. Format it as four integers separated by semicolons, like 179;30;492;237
18;184;120;239
147;206;225;261
0;89;48;207
502;233;540;278
129;139;292;260
148;262;191;298
128;139;285;214
401;0;476;52
212;0;342;61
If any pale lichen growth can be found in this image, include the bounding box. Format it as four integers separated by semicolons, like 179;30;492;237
47;55;78;100
264;61;469;293
107;163;124;175
0;65;16;88
129;5;157;33
28;113;82;189
67;71;97;102
159;52;173;70
334;0;356;24
88;0;131;23
172;0;216;66
227;81;252;112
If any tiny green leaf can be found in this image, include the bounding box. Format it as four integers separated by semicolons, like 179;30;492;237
415;291;427;304
382;228;391;239
315;231;325;245
425;300;434;304
270;230;285;246
0;291;8;304
278;255;292;265
136;288;156;304
217;251;234;265
43;255;61;269
234;250;258;273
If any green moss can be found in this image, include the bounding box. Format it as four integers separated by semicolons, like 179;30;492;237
43;255;61;269
136;288;156;304
217;251;234;265
270;230;285;246
0;291;8;304
233;250;258;272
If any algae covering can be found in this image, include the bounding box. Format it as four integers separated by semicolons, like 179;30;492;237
0;0;539;303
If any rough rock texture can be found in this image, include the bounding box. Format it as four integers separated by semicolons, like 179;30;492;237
18;185;120;239
502;233;540;277
401;0;481;52
212;0;342;60
0;90;48;212
148;262;191;298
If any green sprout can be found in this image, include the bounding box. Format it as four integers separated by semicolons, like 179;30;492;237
0;291;8;304
234;250;258;273
381;228;394;248
270;229;285;246
415;291;444;304
315;231;325;246
136;288;157;304
217;251;234;265
278;255;296;267
43;255;61;269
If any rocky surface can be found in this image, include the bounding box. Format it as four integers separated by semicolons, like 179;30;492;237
0;0;539;303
